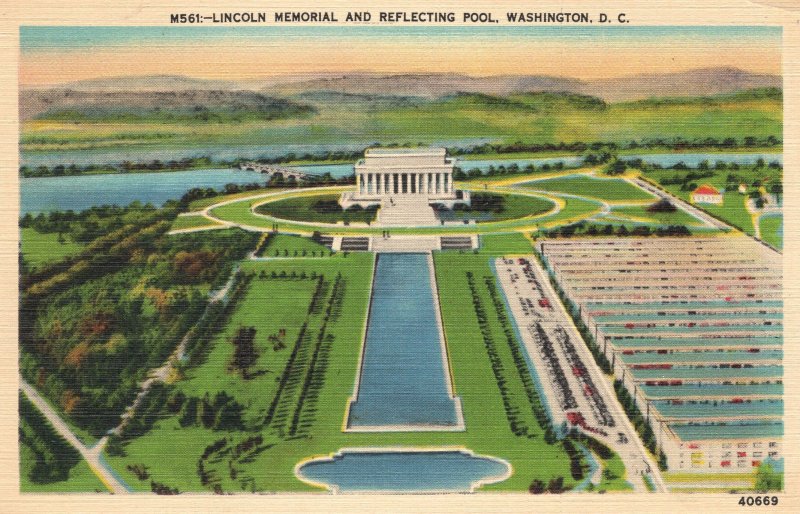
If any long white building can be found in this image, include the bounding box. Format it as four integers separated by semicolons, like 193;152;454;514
340;148;468;209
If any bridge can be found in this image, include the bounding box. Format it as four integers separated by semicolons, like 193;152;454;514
238;162;312;181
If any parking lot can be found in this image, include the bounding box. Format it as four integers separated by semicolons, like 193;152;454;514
495;256;665;491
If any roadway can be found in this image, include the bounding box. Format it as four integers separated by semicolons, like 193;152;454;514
19;378;129;494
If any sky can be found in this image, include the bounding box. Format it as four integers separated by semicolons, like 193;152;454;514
19;26;782;87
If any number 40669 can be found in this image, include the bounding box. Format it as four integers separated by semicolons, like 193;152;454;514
739;496;779;506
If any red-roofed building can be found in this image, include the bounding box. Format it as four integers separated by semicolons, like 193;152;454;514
691;184;723;205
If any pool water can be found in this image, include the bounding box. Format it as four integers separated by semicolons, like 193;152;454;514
347;253;460;428
297;450;509;492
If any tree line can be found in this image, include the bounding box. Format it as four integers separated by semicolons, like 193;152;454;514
20;202;259;435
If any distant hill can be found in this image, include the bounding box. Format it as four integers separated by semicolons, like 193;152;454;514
22;73;351;93
268;67;779;102
23;67;781;105
293;90;426;109
272;73;585;99
582;67;781;102
620;87;782;107
21;89;315;122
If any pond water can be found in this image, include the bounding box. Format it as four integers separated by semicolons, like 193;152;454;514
296;450;509;492
20;152;783;214
21;168;267;214
347;253;460;429
625;152;782;168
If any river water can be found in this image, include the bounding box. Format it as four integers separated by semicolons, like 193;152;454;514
20;152;781;214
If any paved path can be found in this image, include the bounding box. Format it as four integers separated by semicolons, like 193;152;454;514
20;378;129;494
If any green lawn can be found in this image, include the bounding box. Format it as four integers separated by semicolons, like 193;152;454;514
106;254;378;492
170;215;226;231
22;90;781;152
20;456;106;493
19;394;105;493
478;232;534;254
104;241;581;493
760;215;782;250
189;188;284;211
20;228;84;268
255;194;377;224
258;233;333;257
610;205;705;227
209;187;599;235
521;175;655;202
596;452;633;492
440;193;554;223
536;195;604;229
694;193;755;234
175;277;320;425
638;165;783;236
432;245;576;491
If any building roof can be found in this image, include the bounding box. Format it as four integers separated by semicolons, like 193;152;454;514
693;184;721;195
365;147;446;156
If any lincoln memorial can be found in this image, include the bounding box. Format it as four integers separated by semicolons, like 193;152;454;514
340;148;470;215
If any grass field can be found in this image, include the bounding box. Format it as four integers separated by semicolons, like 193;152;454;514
692;193;755;234
638;165;782;236
106;253;375;492
20;227;84;268
188;188;286;211
535;195;603;229
596;452;632;492
760;215;782;249
258;233;332;257
20;457;105;493
441;194;555;223
521;175;656;202
104;234;585;493
609;205;705;227
170;215;226;231
478;232;536;254
21;89;782;152
208;187;592;236
255;194;377;224
19;394;105;493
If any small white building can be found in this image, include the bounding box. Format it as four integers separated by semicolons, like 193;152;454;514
691;184;723;205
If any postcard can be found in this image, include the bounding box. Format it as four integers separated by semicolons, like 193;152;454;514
4;1;797;511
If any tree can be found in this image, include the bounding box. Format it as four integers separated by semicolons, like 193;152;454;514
755;463;783;492
230;326;258;378
605;159;627;175
771;181;783;205
547;476;567;493
647;198;677;213
529;479;546;494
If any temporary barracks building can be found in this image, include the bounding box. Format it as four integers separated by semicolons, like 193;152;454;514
538;237;782;472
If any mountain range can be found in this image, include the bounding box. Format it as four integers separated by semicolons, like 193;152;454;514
23;66;779;100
